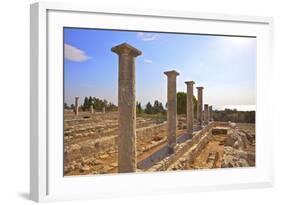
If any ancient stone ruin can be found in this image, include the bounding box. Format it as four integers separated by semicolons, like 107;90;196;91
164;70;179;153
63;42;255;175
111;43;142;173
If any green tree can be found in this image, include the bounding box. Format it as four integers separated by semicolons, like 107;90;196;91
89;96;93;105
144;102;153;114
212;109;255;123
177;92;186;114
158;102;166;114
176;92;197;116
83;96;90;111
64;102;69;109
136;101;142;114
107;102;118;111
153;100;160;113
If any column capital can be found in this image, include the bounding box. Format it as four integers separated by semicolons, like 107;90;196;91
111;42;142;57
196;86;204;90
185;81;195;85
164;70;180;77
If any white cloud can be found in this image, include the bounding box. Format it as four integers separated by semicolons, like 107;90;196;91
144;59;153;64
137;32;158;41
64;44;91;62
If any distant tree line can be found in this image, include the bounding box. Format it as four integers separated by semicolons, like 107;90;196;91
82;96;118;112
212;109;255;123
137;92;197;117
63;91;198;117
137;100;166;115
64;96;118;112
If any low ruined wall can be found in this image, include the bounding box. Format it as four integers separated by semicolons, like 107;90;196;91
168;131;213;170
136;122;167;153
147;122;218;172
167;122;233;170
64;122;168;166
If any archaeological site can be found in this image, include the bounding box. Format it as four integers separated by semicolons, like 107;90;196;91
63;41;256;176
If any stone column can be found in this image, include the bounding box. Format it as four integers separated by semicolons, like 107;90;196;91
102;107;105;113
90;104;94;114
209;105;213;121
74;97;79;116
196;87;204;126
185;81;195;136
164;70;179;153
111;43;142;173
204;104;209;124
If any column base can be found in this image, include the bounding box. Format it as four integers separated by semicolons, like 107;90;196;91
167;146;175;154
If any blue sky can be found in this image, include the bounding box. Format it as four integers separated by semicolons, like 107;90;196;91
64;28;256;110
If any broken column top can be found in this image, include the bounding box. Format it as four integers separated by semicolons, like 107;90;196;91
164;70;180;77
75;96;79;99
204;104;209;107
111;42;142;57
185;81;195;85
196;86;204;90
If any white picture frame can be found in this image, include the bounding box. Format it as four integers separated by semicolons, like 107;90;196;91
30;2;274;202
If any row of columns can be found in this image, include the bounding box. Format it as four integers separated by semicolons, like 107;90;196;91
203;104;213;123
164;73;213;153
71;43;215;173
111;43;214;173
73;42;214;173
196;88;213;125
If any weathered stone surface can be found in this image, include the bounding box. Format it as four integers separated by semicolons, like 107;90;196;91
221;146;254;168
224;128;250;150
112;43;142;173
212;128;228;135
196;87;204;126
64;106;255;175
164;70;179;152
74;97;79;116
209;105;213;121
90;105;94;114
185;81;195;135
99;153;109;159
204;104;209;124
80;165;91;172
206;151;219;168
229;122;237;128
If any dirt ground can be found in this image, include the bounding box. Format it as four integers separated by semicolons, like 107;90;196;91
188;123;255;170
189;134;226;169
64;111;255;175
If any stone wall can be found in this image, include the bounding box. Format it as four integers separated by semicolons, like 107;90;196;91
64;122;168;167
147;122;218;171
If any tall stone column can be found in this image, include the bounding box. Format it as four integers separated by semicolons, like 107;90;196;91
185;81;195;136
102;107;105;114
196;87;204;126
111;43;142;173
74;97;79;116
204;104;209;124
209;105;213;121
164;70;179;153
